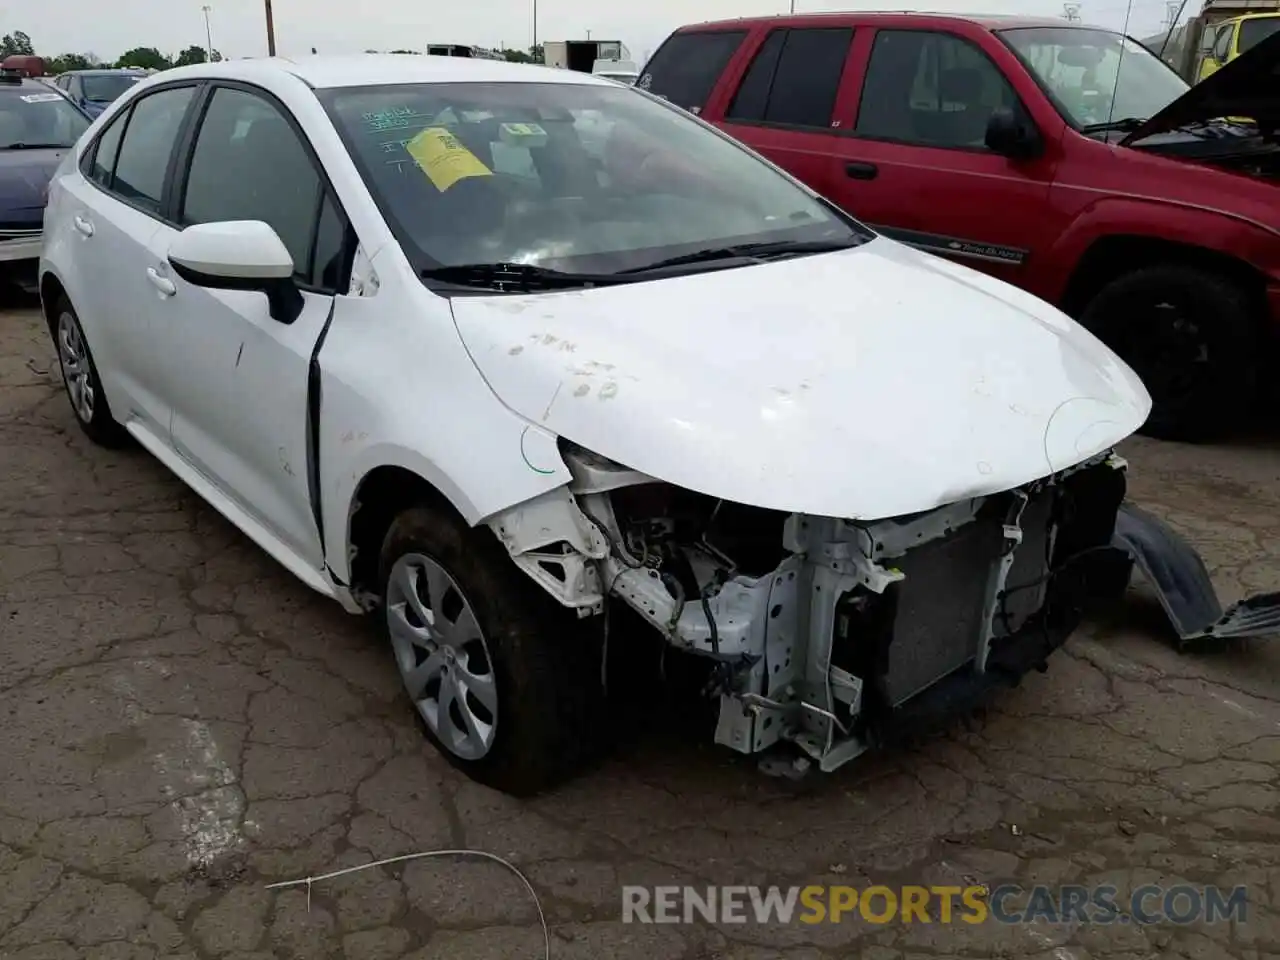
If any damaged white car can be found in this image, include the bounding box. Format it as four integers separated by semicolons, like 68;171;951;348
39;55;1280;795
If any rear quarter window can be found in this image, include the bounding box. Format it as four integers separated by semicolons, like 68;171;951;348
638;30;747;114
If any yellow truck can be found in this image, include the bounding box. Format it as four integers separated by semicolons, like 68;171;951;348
1152;0;1280;82
1196;8;1280;78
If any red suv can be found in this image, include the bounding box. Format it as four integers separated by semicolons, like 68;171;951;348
638;14;1280;441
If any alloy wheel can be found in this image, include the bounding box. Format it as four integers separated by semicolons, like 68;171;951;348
56;310;95;424
386;552;499;760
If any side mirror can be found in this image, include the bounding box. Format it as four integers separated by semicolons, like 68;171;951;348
168;220;304;325
984;107;1043;161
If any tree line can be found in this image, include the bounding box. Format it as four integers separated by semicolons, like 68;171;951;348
4;30;544;73
2;30;221;73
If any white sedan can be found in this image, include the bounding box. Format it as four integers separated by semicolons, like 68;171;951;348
38;55;1275;795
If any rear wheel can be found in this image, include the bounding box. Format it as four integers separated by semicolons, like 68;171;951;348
378;502;604;796
51;297;129;448
1078;265;1257;443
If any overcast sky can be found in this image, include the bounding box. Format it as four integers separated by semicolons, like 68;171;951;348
19;0;1188;64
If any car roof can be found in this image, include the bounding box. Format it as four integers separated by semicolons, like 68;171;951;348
156;54;611;90
66;68;147;75
677;11;1099;32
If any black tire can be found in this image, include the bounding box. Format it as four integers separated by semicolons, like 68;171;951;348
1078;265;1258;443
50;296;129;448
378;502;604;796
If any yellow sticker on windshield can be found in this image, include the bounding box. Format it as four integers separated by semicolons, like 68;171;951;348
405;127;492;192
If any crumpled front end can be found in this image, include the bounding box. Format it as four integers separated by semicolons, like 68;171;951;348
488;443;1133;771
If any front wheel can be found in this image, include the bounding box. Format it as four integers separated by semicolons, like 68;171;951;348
378;503;604;796
1078;265;1258;443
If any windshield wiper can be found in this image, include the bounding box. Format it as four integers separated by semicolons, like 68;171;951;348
421;261;626;292
1081;117;1147;134
1;142;68;150
616;237;863;275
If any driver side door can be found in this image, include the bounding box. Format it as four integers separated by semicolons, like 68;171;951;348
155;83;354;570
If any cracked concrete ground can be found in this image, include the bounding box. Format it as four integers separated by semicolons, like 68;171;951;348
2;294;1280;960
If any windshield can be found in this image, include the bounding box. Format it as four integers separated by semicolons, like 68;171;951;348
82;74;141;103
1000;26;1190;130
320;81;864;276
1239;16;1280;54
0;89;90;148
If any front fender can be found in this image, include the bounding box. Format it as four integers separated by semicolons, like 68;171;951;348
314;285;572;584
1043;195;1276;304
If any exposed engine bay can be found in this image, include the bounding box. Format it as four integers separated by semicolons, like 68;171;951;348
1135;127;1280;181
487;441;1142;771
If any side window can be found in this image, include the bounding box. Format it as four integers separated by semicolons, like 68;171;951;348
312;193;350;291
1212;23;1235;59
856;30;1016;149
638;30;747;114
181;86;347;289
111;86;196;213
726;30;786;122
728;27;853;128
87;109;128;185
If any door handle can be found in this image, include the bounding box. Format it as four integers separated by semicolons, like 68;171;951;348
146;267;177;297
845;161;879;181
73;215;94;237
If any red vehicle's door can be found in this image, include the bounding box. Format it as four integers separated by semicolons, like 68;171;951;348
827;27;1063;290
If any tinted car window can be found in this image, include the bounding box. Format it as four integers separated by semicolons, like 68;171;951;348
857;30;1014;147
638;30;747;113
181;87;323;280
82;74;142;104
762;28;853;128
1239;17;1280;53
313;193;349;290
88;110;127;185
727;30;786;122
111;86;196;213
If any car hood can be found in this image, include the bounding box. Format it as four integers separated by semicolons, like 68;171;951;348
0;148;63;223
450;237;1151;520
1122;26;1280;144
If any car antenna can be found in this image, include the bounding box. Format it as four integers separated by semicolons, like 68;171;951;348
1103;0;1139;129
1156;0;1192;62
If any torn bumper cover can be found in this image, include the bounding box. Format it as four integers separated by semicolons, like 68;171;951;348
1110;503;1280;642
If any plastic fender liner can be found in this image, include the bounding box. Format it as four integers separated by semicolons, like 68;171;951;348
1112;502;1280;641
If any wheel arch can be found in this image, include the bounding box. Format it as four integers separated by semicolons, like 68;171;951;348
38;268;69;336
1060;234;1270;322
344;463;471;607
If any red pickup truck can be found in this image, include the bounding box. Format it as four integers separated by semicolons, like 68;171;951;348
638;14;1280;441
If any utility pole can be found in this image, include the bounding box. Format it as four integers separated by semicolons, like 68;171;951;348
201;5;213;62
264;0;277;56
1163;0;1182;28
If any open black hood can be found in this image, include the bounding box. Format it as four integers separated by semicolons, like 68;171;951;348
1121;24;1280;145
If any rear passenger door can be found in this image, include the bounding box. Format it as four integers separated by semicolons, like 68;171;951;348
833;28;1058;287
62;83;200;436
717;26;859;203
